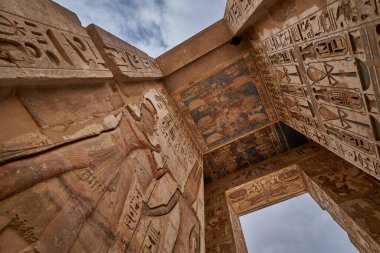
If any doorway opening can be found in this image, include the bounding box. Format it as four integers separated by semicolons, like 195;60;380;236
240;194;358;253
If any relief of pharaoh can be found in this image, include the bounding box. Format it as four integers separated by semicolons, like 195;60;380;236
0;97;170;253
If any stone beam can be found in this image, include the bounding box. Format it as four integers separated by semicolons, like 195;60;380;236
226;165;306;216
224;0;277;35
156;20;232;76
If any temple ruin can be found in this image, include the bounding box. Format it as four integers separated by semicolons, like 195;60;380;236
1;0;380;252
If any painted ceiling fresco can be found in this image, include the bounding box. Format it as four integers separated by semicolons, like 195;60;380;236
204;122;308;183
175;57;270;151
173;54;309;183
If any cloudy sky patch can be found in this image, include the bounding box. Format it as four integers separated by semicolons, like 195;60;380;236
240;194;359;253
53;0;226;57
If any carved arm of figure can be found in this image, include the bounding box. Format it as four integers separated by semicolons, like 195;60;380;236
142;189;181;217
124;107;168;180
143;149;168;180
0;146;90;201
15;133;126;253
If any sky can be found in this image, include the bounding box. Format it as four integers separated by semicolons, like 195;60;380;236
53;0;226;57
240;194;359;253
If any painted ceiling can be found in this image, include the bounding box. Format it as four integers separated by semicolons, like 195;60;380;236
174;54;308;183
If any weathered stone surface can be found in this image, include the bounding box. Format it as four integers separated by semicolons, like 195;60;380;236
0;81;124;163
300;151;380;253
87;24;163;82
226;165;305;215
247;0;380;180
3;0;380;252
0;0;112;85
0;85;204;253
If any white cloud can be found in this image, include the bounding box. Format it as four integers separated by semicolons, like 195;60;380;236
53;0;226;57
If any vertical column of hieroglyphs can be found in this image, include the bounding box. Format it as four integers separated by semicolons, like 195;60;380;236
243;51;278;123
251;41;294;125
255;0;380;180
205;185;237;253
227;202;248;253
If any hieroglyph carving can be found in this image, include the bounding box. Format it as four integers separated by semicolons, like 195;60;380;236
87;25;162;81
0;82;124;163
252;0;380;180
226;165;305;214
224;0;257;34
0;87;203;253
0;9;111;82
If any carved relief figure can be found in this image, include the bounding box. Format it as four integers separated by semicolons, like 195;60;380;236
0;97;170;253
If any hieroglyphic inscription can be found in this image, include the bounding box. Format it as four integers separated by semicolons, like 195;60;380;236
0;3;111;83
224;0;258;34
252;42;293;125
205;187;236;252
87;25;162;81
140;88;202;191
140;220;161;253
226;165;305;214
253;0;380;180
123;183;144;231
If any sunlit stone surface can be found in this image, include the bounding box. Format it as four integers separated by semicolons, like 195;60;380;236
1;1;380;253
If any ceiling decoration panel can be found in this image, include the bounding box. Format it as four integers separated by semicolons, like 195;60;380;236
204;122;308;183
174;55;274;152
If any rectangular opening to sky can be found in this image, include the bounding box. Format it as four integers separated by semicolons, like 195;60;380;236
240;194;359;253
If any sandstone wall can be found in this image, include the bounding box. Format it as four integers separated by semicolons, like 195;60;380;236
241;0;380;180
300;150;380;253
0;1;204;253
204;143;325;252
3;0;380;252
205;140;380;253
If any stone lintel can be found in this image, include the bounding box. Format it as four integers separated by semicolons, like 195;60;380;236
156;19;232;76
225;164;306;215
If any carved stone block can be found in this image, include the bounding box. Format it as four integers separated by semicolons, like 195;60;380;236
0;0;112;85
87;24;163;82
